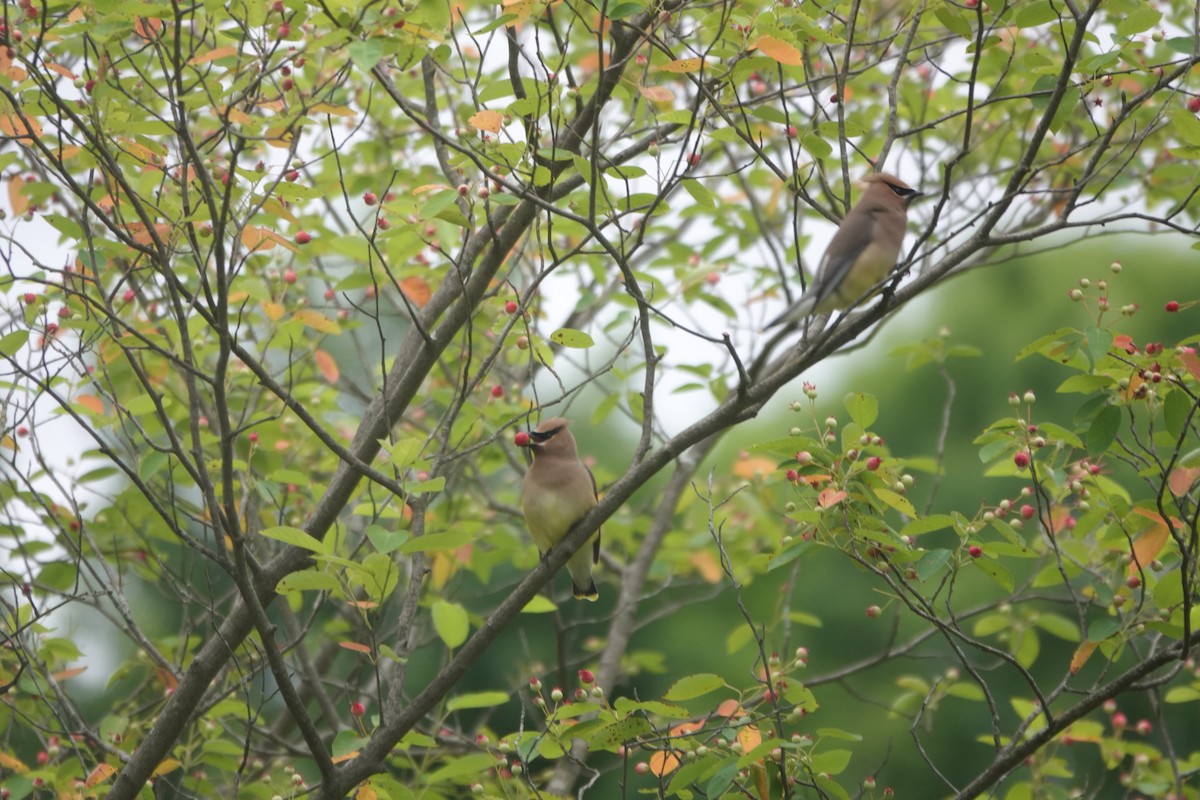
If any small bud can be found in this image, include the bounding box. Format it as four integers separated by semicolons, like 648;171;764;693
1022;389;1036;404
866;605;882;618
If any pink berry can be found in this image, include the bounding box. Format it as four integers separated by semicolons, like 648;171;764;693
123;289;136;303
504;300;518;314
785;469;799;482
283;269;297;284
16;426;28;437
323;288;335;300
350;701;365;717
1020;504;1035;520
23;292;36;304
295;231;311;244
363;191;377;205
866;456;881;471
248;432;259;444
1013;451;1030;469
514;431;530;447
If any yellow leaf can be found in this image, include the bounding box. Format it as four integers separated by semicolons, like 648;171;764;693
0;751;28;773
755;35;803;66
737;724;762;755
654;58;705;74
639;85;675;103
261;198;298;224
265;125;295;148
75;394;105;415
413;183;453;195
468;109;504;133
311;103;356;117
293;309;342;335
261;301;285;322
8;175;28;217
241;226;276;253
188;45;239;65
151;759;181;777
649;750;679;777
314;349;339;383
1070;640;1098;674
85;763;116;787
1;435;15;451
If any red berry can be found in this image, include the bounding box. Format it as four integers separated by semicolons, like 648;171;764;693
1020;504;1035;520
323;288;335;300
1126;575;1141;589
968;545;982;558
278;22;290;36
295;231;311;244
285;170;299;182
686;153;701;168
57;306;69;319
248;432;259;443
123;289;135;303
272;0;284;11
514;431;530;447
1111;711;1127;728
866;456;881;471
46;322;58;334
785;469;799;482
23;292;36;304
363;191;377;205
283;269;297;284
785;125;797;138
490;385;503;398
504;300;518;314
281;77;294;91
578;668;595;684
1013;451;1030;469
16;426;28;437
350;701;365;717
1188;97;1200;114
1165;300;1180;312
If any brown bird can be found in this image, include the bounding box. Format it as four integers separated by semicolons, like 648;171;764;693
517;417;600;601
767;172;922;326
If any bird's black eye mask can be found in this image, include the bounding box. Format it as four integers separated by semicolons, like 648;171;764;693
529;426;562;445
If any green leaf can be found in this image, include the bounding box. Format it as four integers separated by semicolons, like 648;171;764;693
399;529;474;554
588;716;652;750
1086;404;1121;455
1035;613;1080;642
347;39;386;71
1115;5;1161;37
1057;374;1113;394
901;514;956;537
1087;618;1121;641
431;600;469;648
276;569;339;593
916;549;952;582
261;525;325;553
0;330;29;356
1163;387;1190;438
521;595;558;613
663;673;725;701
874;487;915;517
423;753;498;785
550;328;595;348
843;392;878;429
974;558;1014;591
682;178;716;208
446;691;510;711
810;748;852;775
366;524;408;554
1014;0;1060;27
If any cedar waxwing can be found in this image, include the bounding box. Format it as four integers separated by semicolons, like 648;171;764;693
767;172;922;327
517;417;601;601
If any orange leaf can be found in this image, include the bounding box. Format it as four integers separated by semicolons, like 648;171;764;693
134;17;164;40
755;35;803;66
0;113;42;142
156;666;179;690
355;783;377;799
648;750;680;777
241;226;277;252
689;550;723;584
399;276;432;307
339;641;373;654
737;724;762;754
817;488;847;509
1168;466;1200;497
349;600;378;609
8;175;28;217
75;394;105;414
1128;507;1173;573
654;58;705;73
188;45;239;65
85;763;116;787
1070;640;1098;674
334;751;359;765
1113;334;1137;354
1181;350;1200;382
639;85;674;103
715;699;745;718
52;666;87;680
468;109;503;133
733;455;775;479
671;721;704;736
314;349;339;383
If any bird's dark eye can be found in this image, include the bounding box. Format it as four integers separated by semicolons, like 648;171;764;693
530;426;562;444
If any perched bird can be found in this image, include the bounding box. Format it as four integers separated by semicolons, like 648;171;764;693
767;172;922;327
517;417;600;600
